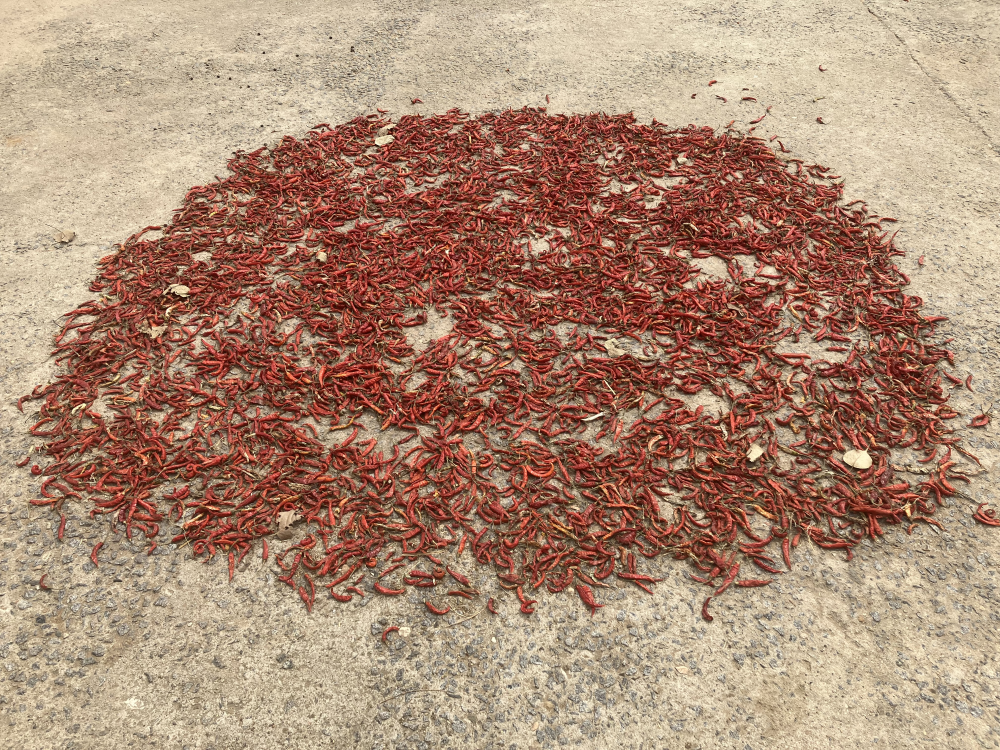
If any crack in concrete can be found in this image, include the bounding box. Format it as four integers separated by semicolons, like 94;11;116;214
864;2;1000;158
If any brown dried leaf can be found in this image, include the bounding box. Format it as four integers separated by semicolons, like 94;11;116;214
374;134;395;147
276;510;301;540
746;444;764;462
166;284;191;298
147;325;167;339
604;338;627;357
842;449;872;470
54;230;76;244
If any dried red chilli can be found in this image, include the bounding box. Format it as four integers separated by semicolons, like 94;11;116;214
973;504;1000;527
20;109;989;620
575;583;604;616
382;625;400;643
425;601;451;616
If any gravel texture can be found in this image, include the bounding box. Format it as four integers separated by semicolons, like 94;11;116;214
2;1;1000;748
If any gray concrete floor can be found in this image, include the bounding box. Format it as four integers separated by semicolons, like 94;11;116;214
2;1;1000;748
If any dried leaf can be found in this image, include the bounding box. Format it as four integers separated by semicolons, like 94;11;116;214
674;665;690;674
54;230;76;244
842;449;873;470
374;135;395;147
276;510;301;540
746;444;764;462
147;325;166;339
166;284;191;298
316;251;328;263
376;124;396;137
604;338;627;357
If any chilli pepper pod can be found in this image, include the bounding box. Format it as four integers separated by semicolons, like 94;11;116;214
382;626;400;643
973;504;1000;527
425;601;451;616
575;584;604;616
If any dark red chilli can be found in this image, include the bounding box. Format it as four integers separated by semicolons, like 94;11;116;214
425;601;451;616
575;584;604;616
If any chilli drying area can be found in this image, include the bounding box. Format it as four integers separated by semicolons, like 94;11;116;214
20;110;995;624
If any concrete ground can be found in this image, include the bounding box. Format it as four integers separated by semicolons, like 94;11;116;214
2;0;1000;748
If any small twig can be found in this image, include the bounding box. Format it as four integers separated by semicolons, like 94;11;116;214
776;443;809;457
378;688;447;706
446;607;485;627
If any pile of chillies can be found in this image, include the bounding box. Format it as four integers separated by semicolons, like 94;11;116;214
21;109;988;620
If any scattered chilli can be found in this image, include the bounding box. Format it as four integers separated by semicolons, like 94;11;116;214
973;504;1000;527
576;583;604;616
20;109;988;621
425;601;451;616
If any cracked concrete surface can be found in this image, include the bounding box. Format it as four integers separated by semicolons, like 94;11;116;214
2;1;1000;748
861;0;999;155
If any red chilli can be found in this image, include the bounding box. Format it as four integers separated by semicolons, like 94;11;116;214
382;626;400;643
575;584;604;616
425;601;451;616
973;504;1000;527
